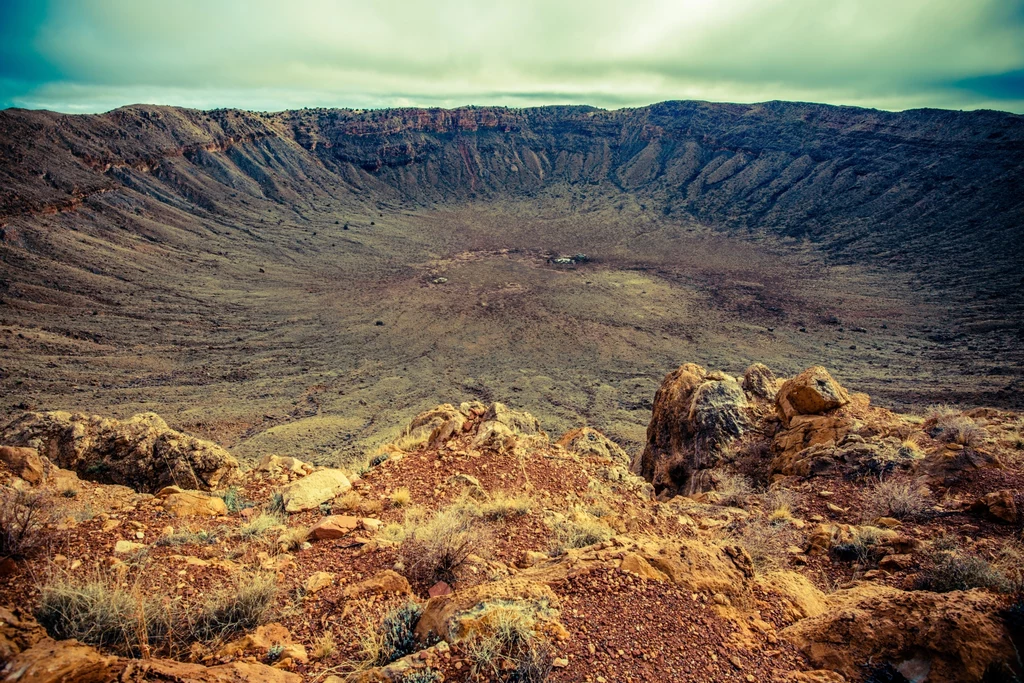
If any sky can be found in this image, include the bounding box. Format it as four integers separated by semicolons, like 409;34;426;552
1;0;1023;114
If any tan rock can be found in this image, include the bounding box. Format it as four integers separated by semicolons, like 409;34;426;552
620;552;669;581
0;446;44;484
343;570;411;598
1;638;118;682
279;469;351;512
219;623;308;664
161;491;228;517
113;540;146;554
557;427;629;465
310;514;360;540
304;571;335;594
776;366;850;426
257;454;312;474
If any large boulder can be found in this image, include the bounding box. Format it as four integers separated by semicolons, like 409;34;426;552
776;367;850;426
278;468;351;512
0;411;238;493
783;584;1013;682
0;446;44;485
556;427;629;465
742;362;779;401
633;364;750;495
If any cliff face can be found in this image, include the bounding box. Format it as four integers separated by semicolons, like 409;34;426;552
3;101;1023;274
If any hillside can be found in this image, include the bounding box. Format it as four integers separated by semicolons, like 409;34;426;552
0;361;1021;682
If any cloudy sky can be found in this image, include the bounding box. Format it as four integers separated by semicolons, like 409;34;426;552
1;0;1023;113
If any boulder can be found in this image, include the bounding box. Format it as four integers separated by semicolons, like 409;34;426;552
309;514;359;540
123;660;302;682
256;454;312;475
776;367;850;426
971;490;1019;524
0;446;44;484
0;638;117;683
633;363;751;495
218;622;308;663
0;411;238;493
279;469;351;512
404;404;467;449
783;584;1013;682
160;490;228;517
343;570;411;598
742;362;779;401
556;427;629;465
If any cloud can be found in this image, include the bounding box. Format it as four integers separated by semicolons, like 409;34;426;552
2;0;1023;112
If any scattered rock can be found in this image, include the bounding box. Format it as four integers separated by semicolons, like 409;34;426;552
303;571;335;594
971;490;1019;524
160;490;228;517
113;540;146;554
278;469;351;512
309;514;359;540
343;570;411;598
742;363;779;401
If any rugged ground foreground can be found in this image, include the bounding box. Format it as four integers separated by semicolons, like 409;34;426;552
0;362;1022;682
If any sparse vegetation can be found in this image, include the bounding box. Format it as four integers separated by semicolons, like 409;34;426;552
917;540;1012;593
185;572;277;642
928;411;988;448
463;601;553;683
358;601;423;667
398;506;487;584
156;528;221;546
863;477;929;520
765;488;796;525
0;488;50;560
277;525;310;551
220;486;253;514
312;630;337;659
732;518;797;573
478;493;533;521
713;472;753;508
390;487;412;507
35;571;168;656
237;512;284;539
831;526;895;565
549;509;613;555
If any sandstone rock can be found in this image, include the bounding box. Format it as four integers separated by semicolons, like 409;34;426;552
304;571;335;594
783;584;1012;682
742;363;779;401
634;363;752;494
0;446;44;484
776;367;850;426
0;607;46;661
971;490;1019;524
219;622;308;663
620;553;669;581
878;554;914;571
279;469;351;512
404;404;467;449
160;490;228;517
481;402;542;435
416;578;559;642
257;454;312;475
556;427;629;465
310;514;359;539
113;540;146;554
0;411;238;492
0;638;118;683
123;659;302;682
343;570;411;598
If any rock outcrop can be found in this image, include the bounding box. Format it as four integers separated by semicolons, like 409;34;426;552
0;411;238;493
776;367;851;427
783;585;1013;682
278;468;351;512
633;364;752;495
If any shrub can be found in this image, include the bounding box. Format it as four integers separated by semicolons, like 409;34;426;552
732;518;796;573
236;512;284;539
713;472;753;508
359;601;423;666
463;602;553;683
276;525;310;552
335;491;362;512
549;510;613;555
930;413;987;448
398;506;486;584
0;488;50;560
765;488;796;525
401;670;443;683
917;545;1011;593
312;630;337;659
220;486;253;514
269;492;285;514
35;572;168;656
390;487;412;507
864;477;929;520
186;572;277;642
478;494;533;522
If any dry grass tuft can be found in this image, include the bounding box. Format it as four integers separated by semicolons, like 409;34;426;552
357;601;422;667
398;506;487;584
390;487;412;508
236;512;284;539
183;572;277;643
863;477;929;521
478;493;533;521
549;509;613;555
462;602;553;683
713;472;753;508
312;629;337;659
